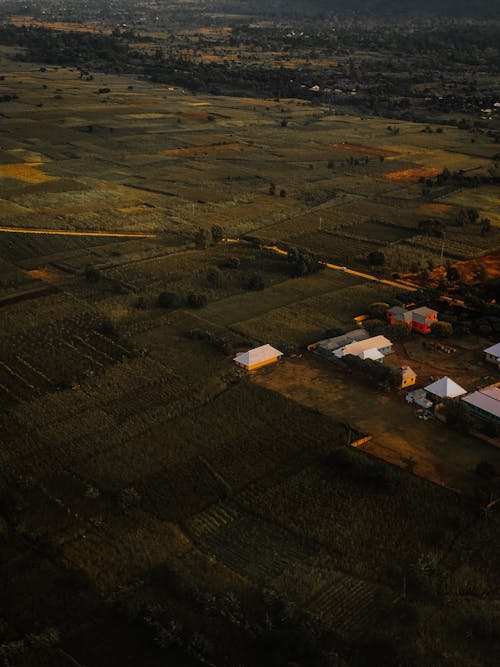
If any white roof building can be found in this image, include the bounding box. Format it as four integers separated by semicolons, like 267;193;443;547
233;344;283;370
336;335;392;359
360;348;385;361
462;386;500;421
424;376;467;400
484;343;500;360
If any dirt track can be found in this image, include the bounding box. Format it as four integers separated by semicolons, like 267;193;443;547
0;226;158;239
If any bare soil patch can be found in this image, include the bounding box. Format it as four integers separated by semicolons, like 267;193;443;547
381;166;442;182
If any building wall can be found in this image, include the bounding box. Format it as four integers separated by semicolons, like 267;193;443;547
485;352;500;365
412;321;431;334
243;357;280;371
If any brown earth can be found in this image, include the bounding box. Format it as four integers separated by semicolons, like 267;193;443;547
381;166;442;182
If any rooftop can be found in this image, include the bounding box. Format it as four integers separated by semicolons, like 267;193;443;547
462;387;500;419
317;328;370;351
411;306;438;317
234;344;283;367
337;335;392;358
424;376;466;399
484;342;500;358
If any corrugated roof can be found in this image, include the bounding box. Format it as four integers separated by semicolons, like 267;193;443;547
411;307;438;317
338;335;392;358
317;328;370;350
484;342;500;358
234;344;283;367
424;376;466;398
401;366;416;379
462;387;500;418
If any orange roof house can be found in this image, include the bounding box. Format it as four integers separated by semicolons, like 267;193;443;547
233;344;283;371
387;305;438;334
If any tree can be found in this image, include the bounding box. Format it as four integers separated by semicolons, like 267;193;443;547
367;251;385;266
211;224;223;243
480;218;491;236
195;227;211;249
443;399;472;432
431;321;453;337
446;265;460;282
269;183;276;196
475;461;496;479
158;291;180;308
84;264;102;282
187;293;207;308
467;207;479;224
246;273;265;291
206;267;223;288
367;301;390;319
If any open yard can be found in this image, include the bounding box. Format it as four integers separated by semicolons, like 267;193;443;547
253;355;500;494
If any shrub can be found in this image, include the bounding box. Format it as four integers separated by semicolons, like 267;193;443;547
207;267;224;288
158;291;180;308
367;301;390;319
219;256;240;269
431;321;453;337
187;293;207;308
475;461;496;479
84;264;102;282
367;251;385;266
246;273;265;291
211;224;223;243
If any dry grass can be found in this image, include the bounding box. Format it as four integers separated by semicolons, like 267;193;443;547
381;166;442;182
329;143;400;157
0;163;56;184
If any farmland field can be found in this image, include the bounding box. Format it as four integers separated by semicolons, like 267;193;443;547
0;44;499;667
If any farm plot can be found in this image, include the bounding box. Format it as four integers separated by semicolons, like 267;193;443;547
61;510;192;594
200;269;362;328
187;506;320;585
231;280;401;348
288;230;386;265
305;572;400;640
0;317;136;409
400;233;496;260
0;231;117;265
328;142;400;158
241;459;476;585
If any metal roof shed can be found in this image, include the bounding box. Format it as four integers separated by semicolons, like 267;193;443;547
233;344;283;371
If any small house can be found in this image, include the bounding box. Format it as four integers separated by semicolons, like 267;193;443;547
410;307;438;334
233;344;283;371
424;376;466;402
387;306;413;325
484;343;500;369
386;305;438;334
399;366;416;388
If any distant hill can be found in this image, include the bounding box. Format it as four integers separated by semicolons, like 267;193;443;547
250;0;497;19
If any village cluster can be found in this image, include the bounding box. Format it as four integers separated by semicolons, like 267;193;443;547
234;304;500;438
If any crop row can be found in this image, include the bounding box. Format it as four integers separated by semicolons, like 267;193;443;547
0;330;134;404
0;232;112;263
